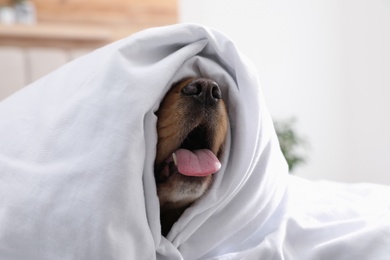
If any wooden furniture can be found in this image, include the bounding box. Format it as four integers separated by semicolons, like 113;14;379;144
0;0;177;48
0;0;177;100
0;23;112;48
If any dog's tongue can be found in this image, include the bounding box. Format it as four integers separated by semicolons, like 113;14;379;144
173;149;221;176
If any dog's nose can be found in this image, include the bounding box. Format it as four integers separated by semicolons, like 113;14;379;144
182;79;222;106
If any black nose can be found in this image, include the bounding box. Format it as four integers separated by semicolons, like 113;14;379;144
182;78;222;106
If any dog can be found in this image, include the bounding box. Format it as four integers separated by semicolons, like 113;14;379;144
154;78;229;236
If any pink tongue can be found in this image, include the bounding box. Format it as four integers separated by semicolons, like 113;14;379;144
174;149;221;176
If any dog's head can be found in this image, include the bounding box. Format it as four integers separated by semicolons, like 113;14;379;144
155;78;229;217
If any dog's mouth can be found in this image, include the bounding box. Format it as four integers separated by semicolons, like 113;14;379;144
157;124;221;182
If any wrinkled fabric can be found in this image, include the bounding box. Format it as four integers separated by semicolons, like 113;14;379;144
0;24;389;259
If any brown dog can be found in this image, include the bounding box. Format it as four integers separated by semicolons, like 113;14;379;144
154;78;229;236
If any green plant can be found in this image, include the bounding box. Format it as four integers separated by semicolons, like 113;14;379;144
274;118;307;173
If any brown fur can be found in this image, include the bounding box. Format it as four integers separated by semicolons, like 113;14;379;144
154;77;229;236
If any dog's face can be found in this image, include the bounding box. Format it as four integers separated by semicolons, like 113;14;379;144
155;78;229;234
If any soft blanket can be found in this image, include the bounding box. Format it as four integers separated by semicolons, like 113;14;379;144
0;24;389;259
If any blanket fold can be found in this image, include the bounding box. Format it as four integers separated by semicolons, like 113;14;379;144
0;24;389;259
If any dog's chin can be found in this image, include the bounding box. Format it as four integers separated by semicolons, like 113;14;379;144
157;174;212;211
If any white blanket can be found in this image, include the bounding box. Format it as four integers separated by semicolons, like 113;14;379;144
0;24;389;259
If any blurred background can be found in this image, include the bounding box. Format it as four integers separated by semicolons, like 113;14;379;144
1;0;389;185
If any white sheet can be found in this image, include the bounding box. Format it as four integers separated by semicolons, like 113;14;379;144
0;24;389;259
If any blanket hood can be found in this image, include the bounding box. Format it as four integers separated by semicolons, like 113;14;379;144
0;24;289;259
